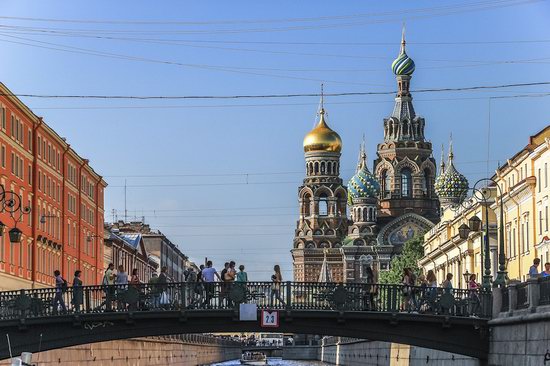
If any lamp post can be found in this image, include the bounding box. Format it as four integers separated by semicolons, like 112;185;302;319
451;178;507;291
0;184;31;244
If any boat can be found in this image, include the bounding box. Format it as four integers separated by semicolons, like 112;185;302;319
240;352;267;365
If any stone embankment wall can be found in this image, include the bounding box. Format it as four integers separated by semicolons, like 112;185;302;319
0;337;241;366
284;339;479;366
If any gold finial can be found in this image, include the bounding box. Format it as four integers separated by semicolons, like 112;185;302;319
319;83;325;115
448;133;454;161
400;23;406;54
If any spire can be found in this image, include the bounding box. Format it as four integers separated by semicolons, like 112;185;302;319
448;133;454;165
356;135;367;173
440;143;446;173
318;249;332;282
400;23;407;55
319;83;325;114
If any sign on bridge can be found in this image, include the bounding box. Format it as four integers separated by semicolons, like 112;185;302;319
260;310;279;328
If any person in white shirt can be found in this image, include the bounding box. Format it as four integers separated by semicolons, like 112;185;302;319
201;261;221;308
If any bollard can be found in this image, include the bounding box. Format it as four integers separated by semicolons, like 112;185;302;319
527;277;540;312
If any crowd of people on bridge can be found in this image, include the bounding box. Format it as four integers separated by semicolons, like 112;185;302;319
48;260;286;314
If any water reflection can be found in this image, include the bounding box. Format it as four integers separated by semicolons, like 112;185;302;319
211;358;329;365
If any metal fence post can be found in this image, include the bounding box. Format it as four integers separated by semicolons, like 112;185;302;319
286;281;292;310
527;277;540;312
508;282;518;313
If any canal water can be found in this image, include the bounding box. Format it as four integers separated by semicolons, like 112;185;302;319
211;359;329;365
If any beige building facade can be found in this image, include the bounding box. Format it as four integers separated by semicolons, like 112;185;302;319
421;126;550;284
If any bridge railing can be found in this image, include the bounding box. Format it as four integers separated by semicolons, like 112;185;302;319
494;276;550;315
0;282;492;321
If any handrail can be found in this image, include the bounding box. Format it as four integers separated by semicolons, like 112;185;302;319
0;282;492;321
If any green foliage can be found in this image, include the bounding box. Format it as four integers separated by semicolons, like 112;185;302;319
379;236;425;285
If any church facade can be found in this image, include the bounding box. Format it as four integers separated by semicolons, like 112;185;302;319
292;32;453;283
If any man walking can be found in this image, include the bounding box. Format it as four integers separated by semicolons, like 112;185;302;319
52;270;67;314
201;261;221;308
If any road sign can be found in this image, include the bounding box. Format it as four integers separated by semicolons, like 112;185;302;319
260;310;279;328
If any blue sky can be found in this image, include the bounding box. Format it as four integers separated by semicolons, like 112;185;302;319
0;1;549;279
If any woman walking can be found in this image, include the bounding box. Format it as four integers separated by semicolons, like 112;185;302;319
71;270;83;313
270;265;285;308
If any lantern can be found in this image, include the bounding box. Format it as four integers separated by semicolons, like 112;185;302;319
458;223;471;240
8;227;22;243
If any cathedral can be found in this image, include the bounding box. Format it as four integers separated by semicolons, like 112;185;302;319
292;31;469;283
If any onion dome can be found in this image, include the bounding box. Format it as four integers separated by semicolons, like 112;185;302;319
303;108;342;153
435;142;469;203
391;28;415;76
347;143;380;203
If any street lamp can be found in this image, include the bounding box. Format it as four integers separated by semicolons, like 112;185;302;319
450;178;507;290
0;185;31;244
458;223;471;240
463;270;471;286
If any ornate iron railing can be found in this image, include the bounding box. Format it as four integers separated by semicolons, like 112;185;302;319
0;282;492;321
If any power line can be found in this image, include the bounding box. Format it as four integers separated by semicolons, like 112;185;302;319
3;82;550;100
0;1;532;26
24;93;550;111
0;0;540;35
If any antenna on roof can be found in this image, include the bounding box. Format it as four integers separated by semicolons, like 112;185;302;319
124;179;127;222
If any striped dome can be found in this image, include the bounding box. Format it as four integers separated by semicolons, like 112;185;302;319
392;52;415;76
347;146;380;203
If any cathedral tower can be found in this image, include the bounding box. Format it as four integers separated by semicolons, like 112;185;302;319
373;29;439;222
292;96;348;282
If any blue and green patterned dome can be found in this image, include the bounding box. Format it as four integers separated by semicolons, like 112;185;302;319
435;150;469;202
391;30;415;76
347;147;380;204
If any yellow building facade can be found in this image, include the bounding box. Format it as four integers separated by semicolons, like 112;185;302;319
420;126;550;285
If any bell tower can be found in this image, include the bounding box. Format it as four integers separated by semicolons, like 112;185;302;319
292;91;347;282
373;28;439;222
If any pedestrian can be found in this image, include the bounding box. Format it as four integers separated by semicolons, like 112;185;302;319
148;273;160;309
220;262;230;306
201;261;221;308
426;270;437;288
225;261;236;306
71;270;83;313
185;268;198;307
401;268;414;312
236;265;248;283
467;273;480;315
364;264;377;311
115;265;128;310
442;273;454;294
129;268;141;287
270;265;285;307
158;266;170;308
529;258;541;278
102;263;116;311
543;262;550;277
52;270;67;314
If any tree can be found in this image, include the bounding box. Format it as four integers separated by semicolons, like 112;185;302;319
379;236;425;284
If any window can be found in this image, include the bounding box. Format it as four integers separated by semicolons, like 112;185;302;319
423;168;431;197
0;105;5;130
539;169;542;192
401;168;412;197
546;163;548;188
546;206;549;232
513;227;517;257
540;211;543;235
27;242;31;269
318;194;328;216
526;220;529;252
381;170;390;198
1;145;5;168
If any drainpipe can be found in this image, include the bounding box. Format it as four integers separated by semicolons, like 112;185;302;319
31;117;43;288
61;144;69;278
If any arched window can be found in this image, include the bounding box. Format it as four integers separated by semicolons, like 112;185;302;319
314;162;319;175
423;168;431;197
303;194;311;216
381;170;391;198
401;168;412;198
320;162;326;175
318;194;328;216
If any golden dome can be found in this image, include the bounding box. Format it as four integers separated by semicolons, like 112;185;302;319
303;109;342;153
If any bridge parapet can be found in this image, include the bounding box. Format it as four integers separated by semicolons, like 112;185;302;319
493;276;550;317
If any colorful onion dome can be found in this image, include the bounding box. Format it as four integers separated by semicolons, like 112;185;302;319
435;144;469;202
303;108;342;153
391;29;415;76
347;144;380;203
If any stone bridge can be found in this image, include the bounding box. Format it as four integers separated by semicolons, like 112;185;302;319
0;281;491;360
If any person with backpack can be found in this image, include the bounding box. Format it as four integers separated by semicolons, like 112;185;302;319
52;270;67;314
